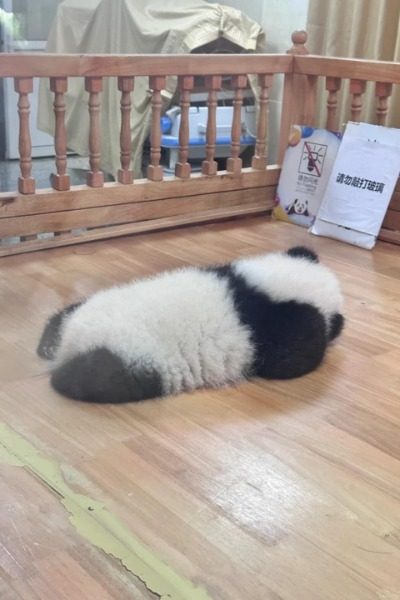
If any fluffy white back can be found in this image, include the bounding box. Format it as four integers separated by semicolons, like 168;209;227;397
55;268;254;395
233;252;343;319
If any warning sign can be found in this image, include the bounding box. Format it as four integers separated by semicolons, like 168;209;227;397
274;126;342;228
298;142;328;178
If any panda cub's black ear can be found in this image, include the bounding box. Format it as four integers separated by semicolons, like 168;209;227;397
286;246;319;263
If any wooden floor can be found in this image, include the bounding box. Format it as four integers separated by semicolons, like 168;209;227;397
1;217;400;600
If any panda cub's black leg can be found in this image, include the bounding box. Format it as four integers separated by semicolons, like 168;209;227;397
286;246;319;263
51;348;164;403
37;302;82;360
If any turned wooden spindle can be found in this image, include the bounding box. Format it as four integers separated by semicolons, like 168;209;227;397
117;76;134;184
50;77;70;191
201;75;222;176
175;75;194;179
375;81;393;126
85;77;104;187
350;79;366;122
325;77;341;131
227;74;247;175
14;77;35;194
252;74;272;170
147;76;165;182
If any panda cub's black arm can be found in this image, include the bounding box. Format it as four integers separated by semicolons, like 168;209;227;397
37;302;82;360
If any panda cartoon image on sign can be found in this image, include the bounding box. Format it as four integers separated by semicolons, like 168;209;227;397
287;198;310;217
37;246;344;404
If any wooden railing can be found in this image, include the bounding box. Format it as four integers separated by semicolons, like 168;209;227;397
0;31;399;256
0;52;294;256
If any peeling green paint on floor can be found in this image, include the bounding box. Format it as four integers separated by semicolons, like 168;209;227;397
0;422;212;600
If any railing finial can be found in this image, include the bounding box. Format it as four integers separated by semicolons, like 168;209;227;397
287;30;309;55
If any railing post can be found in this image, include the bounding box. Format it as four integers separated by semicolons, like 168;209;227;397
175;75;194;180
118;76;134;184
50;76;70;191
202;75;222;176
15;77;35;194
375;81;392;126
85;76;104;188
227;74;247;175
350;79;367;122
147;76;165;182
278;31;317;164
325;77;341;131
251;74;272;170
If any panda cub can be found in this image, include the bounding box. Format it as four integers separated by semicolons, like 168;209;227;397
38;246;344;404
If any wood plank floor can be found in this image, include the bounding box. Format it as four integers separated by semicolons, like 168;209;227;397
0;217;400;600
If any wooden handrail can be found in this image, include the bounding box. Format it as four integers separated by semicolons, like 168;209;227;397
0;53;292;77
3;51;400;85
294;55;400;83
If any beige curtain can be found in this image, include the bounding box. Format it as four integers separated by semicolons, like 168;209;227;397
306;0;400;129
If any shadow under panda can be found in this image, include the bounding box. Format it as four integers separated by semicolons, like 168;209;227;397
37;246;344;404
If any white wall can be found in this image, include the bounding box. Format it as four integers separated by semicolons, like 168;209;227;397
260;0;309;52
261;0;309;161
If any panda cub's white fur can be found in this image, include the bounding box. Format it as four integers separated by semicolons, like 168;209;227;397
37;246;344;404
54;268;254;395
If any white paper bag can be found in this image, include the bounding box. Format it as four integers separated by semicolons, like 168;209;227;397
311;122;400;249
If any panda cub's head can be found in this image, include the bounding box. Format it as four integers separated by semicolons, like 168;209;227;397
233;245;344;342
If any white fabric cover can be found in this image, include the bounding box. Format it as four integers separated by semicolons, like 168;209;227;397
38;0;265;177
